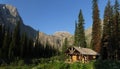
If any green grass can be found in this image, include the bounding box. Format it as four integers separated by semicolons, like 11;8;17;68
0;65;33;69
0;60;94;69
32;61;94;69
1;59;120;69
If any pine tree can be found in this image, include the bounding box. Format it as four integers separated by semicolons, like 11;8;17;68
101;0;113;60
77;10;87;48
34;31;40;58
9;38;15;60
2;28;10;59
45;41;51;58
26;37;32;58
113;0;120;60
0;24;2;57
25;34;29;58
74;21;78;46
0;25;5;58
9;21;21;59
92;0;101;53
74;10;87;48
28;38;34;58
14;21;21;58
62;38;68;53
118;10;120;60
62;38;68;60
0;25;5;48
20;33;27;58
0;24;2;48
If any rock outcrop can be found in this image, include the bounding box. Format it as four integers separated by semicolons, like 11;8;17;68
0;4;37;38
85;27;92;47
38;31;73;49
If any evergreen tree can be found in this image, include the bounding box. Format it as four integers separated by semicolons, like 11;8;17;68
9;21;21;59
25;34;29;58
74;10;86;48
62;38;68;60
0;25;5;48
101;0;113;60
34;31;41;58
113;0;120;60
0;24;2;57
92;0;101;53
14;21;21;58
77;10;87;48
2;28;10;59
45;41;50;58
62;38;68;53
74;21;78;46
20;33;27;58
26;38;33;58
9;38;15;60
20;33;34;59
118;10;120;60
0;24;2;48
0;25;5;58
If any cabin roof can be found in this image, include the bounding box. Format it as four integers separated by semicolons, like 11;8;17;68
66;46;99;55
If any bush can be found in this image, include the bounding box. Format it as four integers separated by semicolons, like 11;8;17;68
18;60;25;66
94;60;120;69
60;63;70;69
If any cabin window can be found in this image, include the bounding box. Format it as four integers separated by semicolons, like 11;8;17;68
93;56;96;59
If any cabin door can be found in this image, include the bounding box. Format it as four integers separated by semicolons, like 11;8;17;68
72;55;77;62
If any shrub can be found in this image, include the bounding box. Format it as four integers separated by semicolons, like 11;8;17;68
60;63;70;69
94;60;120;69
18;60;24;66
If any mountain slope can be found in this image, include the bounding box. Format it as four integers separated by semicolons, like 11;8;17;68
85;27;92;47
0;4;37;38
38;31;73;49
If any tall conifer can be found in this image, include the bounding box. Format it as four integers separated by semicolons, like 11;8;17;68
77;10;86;48
92;0;101;53
74;21;78;46
101;0;113;60
113;0;120;60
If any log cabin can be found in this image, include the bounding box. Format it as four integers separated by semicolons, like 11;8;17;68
65;46;99;63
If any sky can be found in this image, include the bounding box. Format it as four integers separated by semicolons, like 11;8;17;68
0;0;119;35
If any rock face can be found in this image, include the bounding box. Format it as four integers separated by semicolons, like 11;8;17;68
38;31;73;49
0;4;37;38
85;27;92;47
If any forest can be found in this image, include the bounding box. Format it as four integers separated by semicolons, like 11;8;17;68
0;0;120;69
74;0;120;60
0;21;59;64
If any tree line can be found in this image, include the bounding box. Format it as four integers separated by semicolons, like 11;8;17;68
101;0;120;60
91;0;120;60
0;22;59;62
74;0;120;60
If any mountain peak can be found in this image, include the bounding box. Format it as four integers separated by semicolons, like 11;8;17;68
53;31;72;39
54;31;70;34
0;4;18;17
0;4;37;38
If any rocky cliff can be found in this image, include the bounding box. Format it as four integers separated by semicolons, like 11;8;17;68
85;27;92;47
0;4;37;38
38;31;73;49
